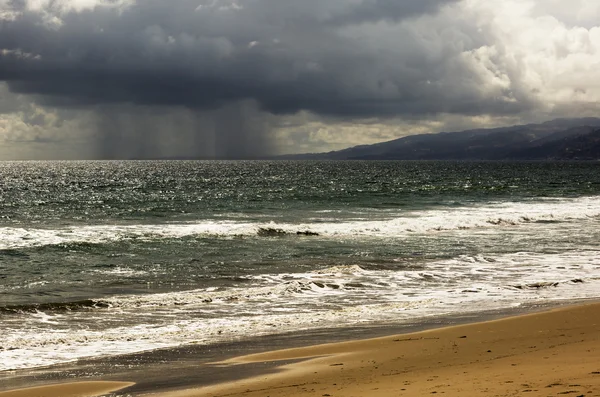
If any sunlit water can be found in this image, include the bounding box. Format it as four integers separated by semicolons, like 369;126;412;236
1;161;599;370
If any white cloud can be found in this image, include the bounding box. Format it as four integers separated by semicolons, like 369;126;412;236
460;0;600;115
273;111;528;155
25;0;133;13
530;0;600;29
0;83;97;159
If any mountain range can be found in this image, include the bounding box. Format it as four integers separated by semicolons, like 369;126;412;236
284;118;600;160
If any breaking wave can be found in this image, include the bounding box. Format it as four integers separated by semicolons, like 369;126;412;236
1;196;599;250
0;300;110;315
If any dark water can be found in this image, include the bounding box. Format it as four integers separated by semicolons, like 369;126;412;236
1;161;599;370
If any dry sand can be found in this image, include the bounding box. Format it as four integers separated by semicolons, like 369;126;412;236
160;302;600;397
2;303;599;397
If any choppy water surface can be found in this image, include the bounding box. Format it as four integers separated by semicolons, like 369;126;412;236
1;161;599;370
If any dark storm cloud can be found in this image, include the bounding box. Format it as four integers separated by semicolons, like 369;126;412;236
0;0;517;120
325;0;460;25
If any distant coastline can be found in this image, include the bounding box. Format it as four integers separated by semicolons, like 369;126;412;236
278;117;600;161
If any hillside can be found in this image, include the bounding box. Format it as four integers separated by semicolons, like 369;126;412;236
511;128;600;160
285;118;600;160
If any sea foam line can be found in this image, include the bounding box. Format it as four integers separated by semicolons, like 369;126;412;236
0;196;599;249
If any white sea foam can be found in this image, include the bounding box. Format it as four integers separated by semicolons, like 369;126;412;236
2;249;599;371
90;266;150;277
1;196;599;250
0;298;434;371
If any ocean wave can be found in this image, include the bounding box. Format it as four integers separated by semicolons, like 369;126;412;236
2;249;600;371
0;298;438;371
509;278;585;290
1;196;599;250
0;264;372;316
6;249;598;315
0;277;366;315
0;300;110;315
95;277;356;309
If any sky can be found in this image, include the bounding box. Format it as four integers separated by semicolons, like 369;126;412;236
0;0;599;159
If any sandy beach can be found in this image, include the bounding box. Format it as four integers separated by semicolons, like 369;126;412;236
161;302;600;397
2;302;599;397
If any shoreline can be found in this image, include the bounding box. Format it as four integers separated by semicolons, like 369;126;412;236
2;300;600;396
158;301;600;397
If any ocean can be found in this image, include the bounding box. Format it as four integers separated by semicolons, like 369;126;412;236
1;160;599;371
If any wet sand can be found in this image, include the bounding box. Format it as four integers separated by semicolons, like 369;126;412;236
0;382;134;397
2;302;599;397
